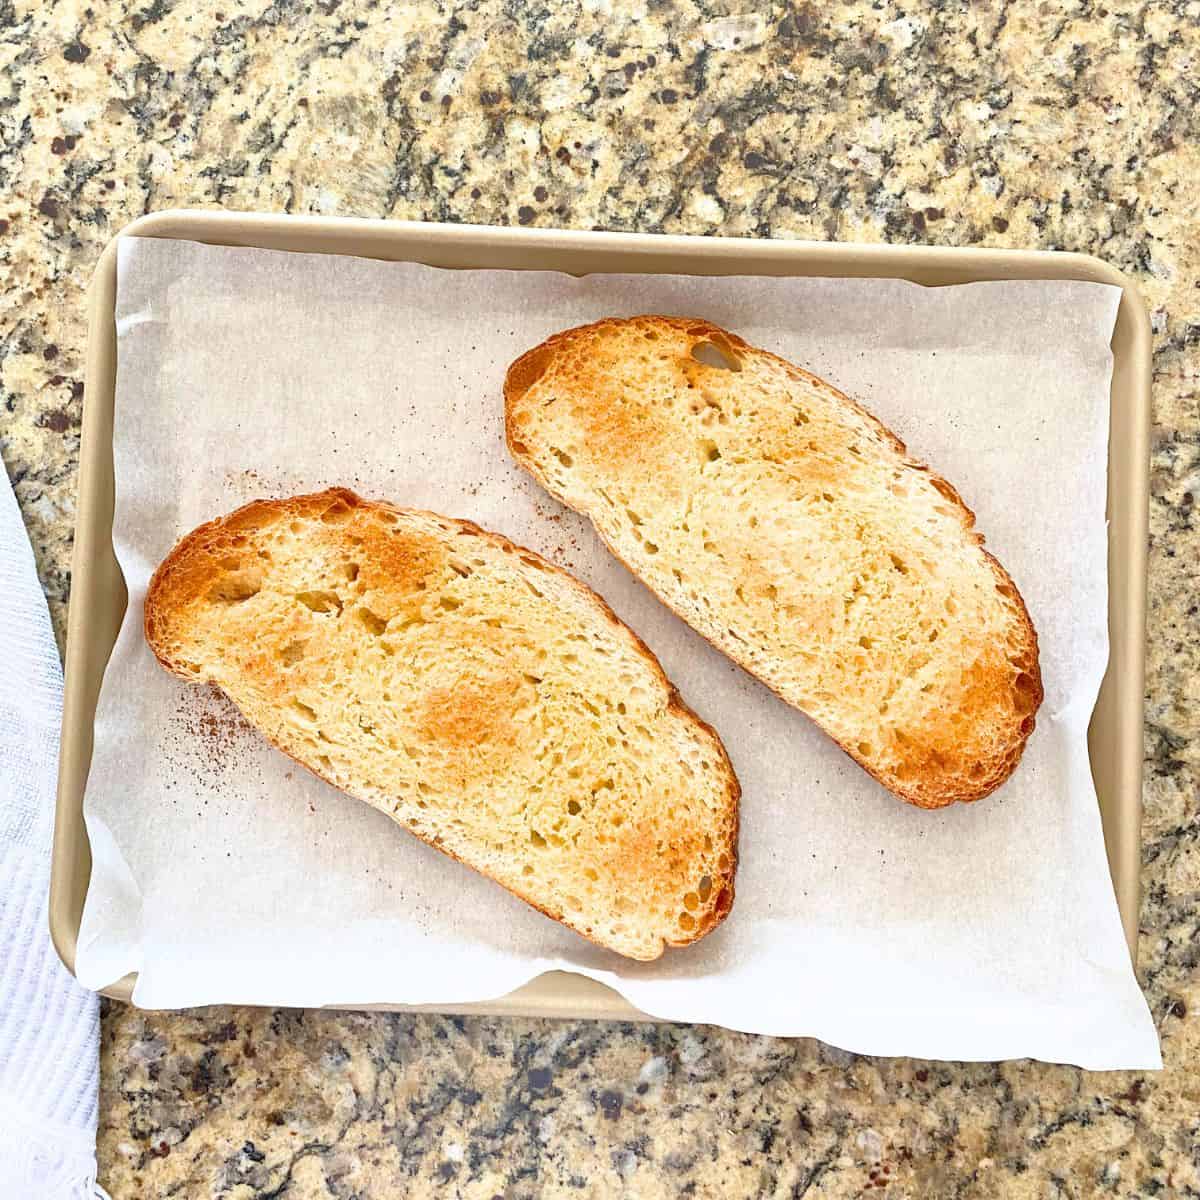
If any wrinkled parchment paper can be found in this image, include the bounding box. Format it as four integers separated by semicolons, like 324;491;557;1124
76;235;1159;1068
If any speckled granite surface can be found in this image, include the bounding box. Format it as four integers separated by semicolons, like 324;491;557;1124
3;1;1198;1196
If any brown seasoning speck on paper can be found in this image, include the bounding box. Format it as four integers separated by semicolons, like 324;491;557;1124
167;686;259;784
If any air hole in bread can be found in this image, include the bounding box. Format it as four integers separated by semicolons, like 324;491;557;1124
701;439;721;463
691;340;741;372
296;590;342;614
1013;671;1039;708
321;502;353;524
278;638;308;666
552;448;574;468
206;572;261;604
343;562;360;581
292;699;317;722
529;829;547;848
438;596;461;611
889;554;909;575
679;912;696;931
357;607;388;636
567;799;581;815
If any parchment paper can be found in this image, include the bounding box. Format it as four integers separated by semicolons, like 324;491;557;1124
76;236;1160;1068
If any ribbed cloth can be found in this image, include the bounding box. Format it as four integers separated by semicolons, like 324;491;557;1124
0;473;101;1198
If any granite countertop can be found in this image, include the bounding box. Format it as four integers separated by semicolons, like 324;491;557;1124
3;1;1197;1196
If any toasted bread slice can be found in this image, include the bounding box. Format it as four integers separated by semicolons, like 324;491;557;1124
144;488;738;959
505;317;1042;808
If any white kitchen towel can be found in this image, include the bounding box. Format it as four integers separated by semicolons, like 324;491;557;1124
0;473;101;1198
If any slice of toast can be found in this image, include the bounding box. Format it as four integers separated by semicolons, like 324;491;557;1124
144;488;738;960
505;317;1043;809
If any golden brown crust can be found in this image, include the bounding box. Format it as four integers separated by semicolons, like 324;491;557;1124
145;488;739;959
505;317;1043;810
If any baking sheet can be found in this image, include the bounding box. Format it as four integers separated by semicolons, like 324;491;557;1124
75;236;1160;1068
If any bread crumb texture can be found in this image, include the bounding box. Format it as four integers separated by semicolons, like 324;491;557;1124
506;316;1043;808
144;488;738;960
